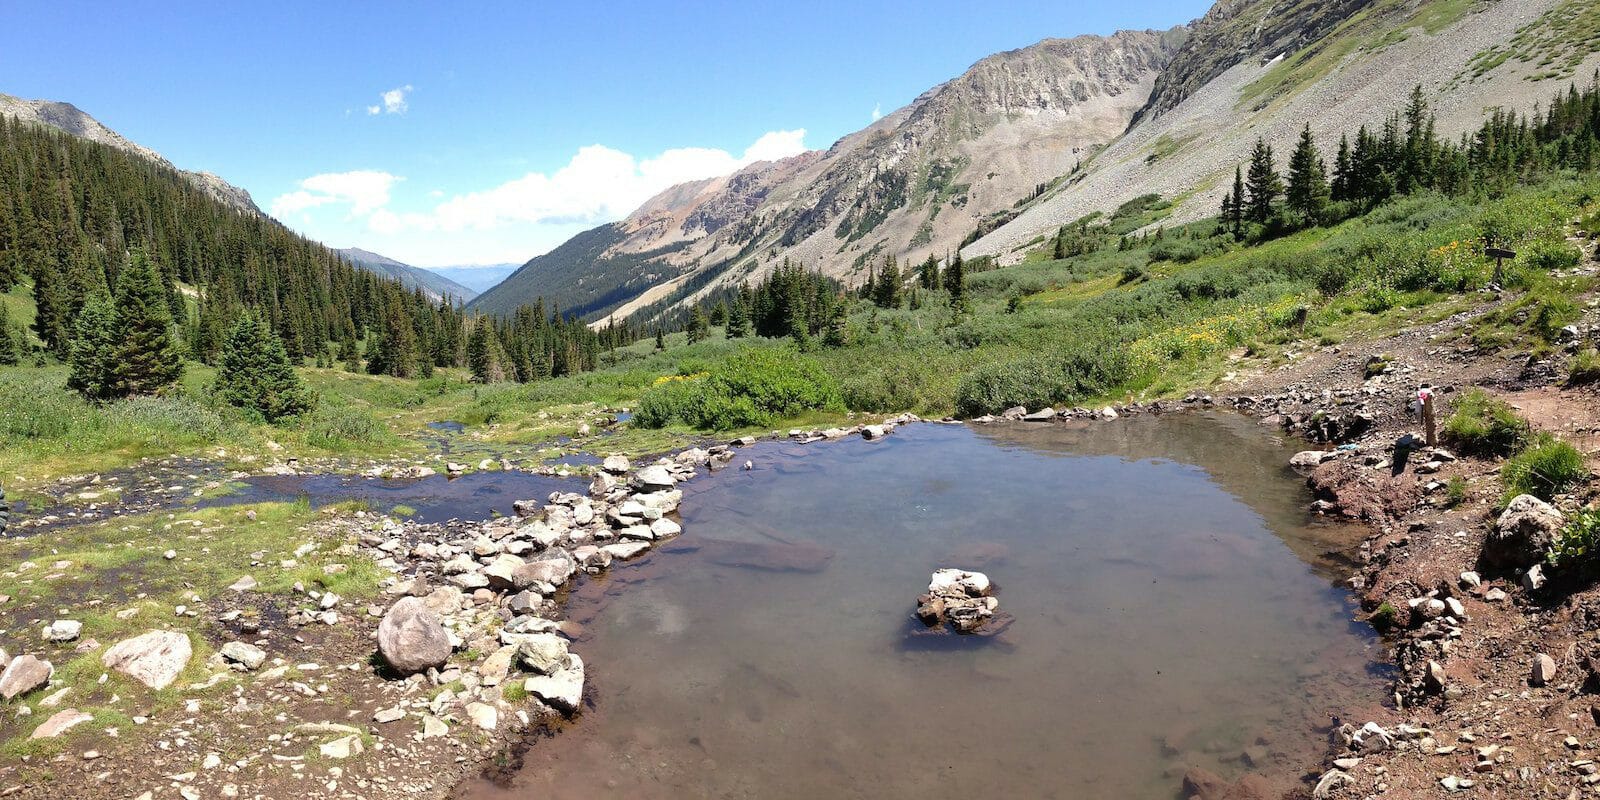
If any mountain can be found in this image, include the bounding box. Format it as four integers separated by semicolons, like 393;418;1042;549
965;0;1600;262
334;248;477;303
0;92;263;216
420;264;519;294
470;28;1186;322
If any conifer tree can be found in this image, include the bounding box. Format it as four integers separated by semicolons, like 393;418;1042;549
918;254;940;290
727;298;750;338
872;254;902;308
687;306;710;343
466;319;505;383
1331;134;1354;202
31;260;69;357
822;300;848;348
943;251;965;308
215;311;315;421
1229;167;1246;239
0;302;19;366
108;251;183;396
67;294;116;400
654;328;666;351
1245;139;1282;224
1286;124;1330;226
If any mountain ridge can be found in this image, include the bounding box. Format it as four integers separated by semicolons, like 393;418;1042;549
333;247;478;304
0;92;264;216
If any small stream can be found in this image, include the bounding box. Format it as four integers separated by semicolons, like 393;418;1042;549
457;413;1387;799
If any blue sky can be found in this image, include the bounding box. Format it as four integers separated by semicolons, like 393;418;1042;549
0;1;1210;268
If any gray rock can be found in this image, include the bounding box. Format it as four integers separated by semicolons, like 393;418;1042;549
220;641;266;671
1290;450;1336;472
42;620;82;642
524;653;584;713
601;541;650;560
515;633;569;675
1487;495;1564;568
861;424;889;439
1522;564;1547;592
1425;660;1447;693
376;597;451;676
102;631;190;690
1021;408;1056;422
482;554;529;591
650;518;682;539
30;708;92;740
0;655;53;699
1532;653;1557;686
601;455;631;474
630;465;676;491
999;406;1027;421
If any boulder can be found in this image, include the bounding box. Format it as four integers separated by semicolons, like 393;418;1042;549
1487;495;1564;568
466;701;499;731
601;455;631;474
376;597;451;676
220;641;267;671
650;518;682;539
600;541;651;560
482;554;529;591
630;465;676;491
0;655;53;699
30;708;92;740
1532;653;1558;686
524;653;584;713
861;424;888;439
1290;450;1336;473
319;734;364;759
42;620;82;642
515;633;569;675
999;406;1027;421
102;631;191;690
1021;408;1056;422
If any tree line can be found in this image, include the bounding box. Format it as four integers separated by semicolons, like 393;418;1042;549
0;113;630;404
1222;77;1600;237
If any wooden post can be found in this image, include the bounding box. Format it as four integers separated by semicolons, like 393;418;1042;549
1419;384;1436;447
1486;246;1517;288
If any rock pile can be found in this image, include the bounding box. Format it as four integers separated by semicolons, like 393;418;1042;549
914;568;1012;635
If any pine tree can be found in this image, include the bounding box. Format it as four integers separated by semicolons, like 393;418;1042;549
687;306;710;343
31;260;69;357
917;254;940;290
822;299;848;348
1245;139;1282;224
872;254;902;308
0;302;18;366
1331;134;1354;202
1286;124;1330;226
215;312;315;421
943;251;965;307
466;319;504;383
1052;229;1067;260
727;298;750;338
654;328;666;351
340;335;362;372
1229;166;1247;239
108;251;183;396
67;293;116;400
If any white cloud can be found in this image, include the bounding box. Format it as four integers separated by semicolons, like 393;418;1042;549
364;85;413;116
270;170;401;218
871;103;882;121
272;129;810;265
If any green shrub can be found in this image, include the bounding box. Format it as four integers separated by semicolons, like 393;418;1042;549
1570;349;1600;385
1520;238;1582;273
1502;432;1587;502
1442;389;1529;457
953;346;1132;417
303;404;386;450
1369;601;1398;631
1547;507;1600;574
840;362;932;414
1445;475;1468;507
633;347;842;430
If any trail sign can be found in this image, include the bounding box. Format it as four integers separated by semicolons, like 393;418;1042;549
1485;247;1517;260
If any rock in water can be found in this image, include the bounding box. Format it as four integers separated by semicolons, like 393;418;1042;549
601;455;630;474
917;568;1006;636
1487;495;1564;568
102;631;191;690
524;653;584;713
630;465;676;491
377;597;451;676
0;655;53;699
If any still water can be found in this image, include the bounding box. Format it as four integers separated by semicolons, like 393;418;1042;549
461;413;1385;799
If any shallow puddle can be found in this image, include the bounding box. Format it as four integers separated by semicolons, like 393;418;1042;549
461;413;1385;799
